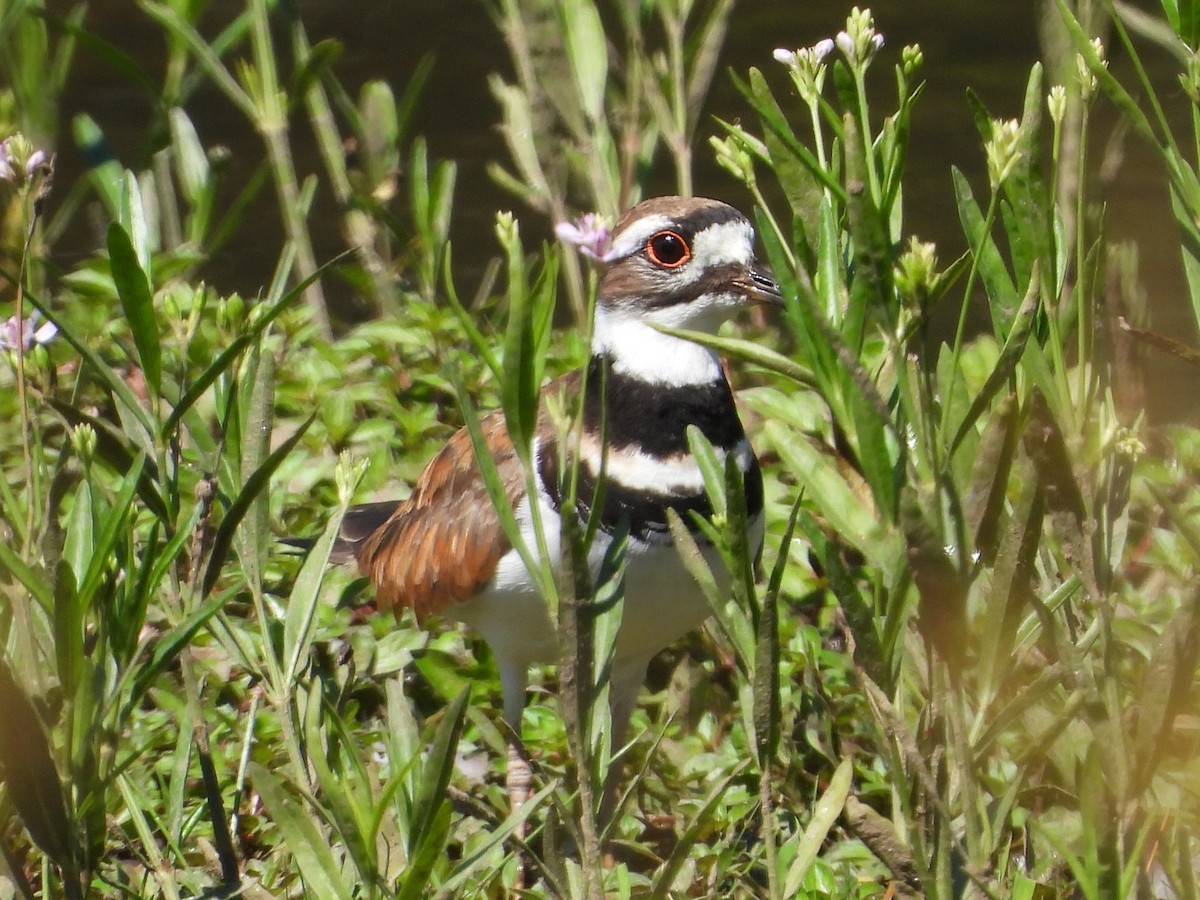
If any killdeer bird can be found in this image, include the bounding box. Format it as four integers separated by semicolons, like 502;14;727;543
332;195;779;817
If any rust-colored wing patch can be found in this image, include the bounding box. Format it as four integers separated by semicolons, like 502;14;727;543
355;411;527;620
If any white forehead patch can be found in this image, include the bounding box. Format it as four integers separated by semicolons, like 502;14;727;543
691;219;755;270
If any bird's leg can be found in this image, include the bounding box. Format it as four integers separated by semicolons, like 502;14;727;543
499;658;533;886
499;659;533;814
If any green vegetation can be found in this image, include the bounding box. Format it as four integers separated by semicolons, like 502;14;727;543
1;0;1200;896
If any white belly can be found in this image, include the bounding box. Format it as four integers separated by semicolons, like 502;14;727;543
452;487;764;678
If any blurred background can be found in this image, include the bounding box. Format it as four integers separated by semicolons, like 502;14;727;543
47;0;1195;418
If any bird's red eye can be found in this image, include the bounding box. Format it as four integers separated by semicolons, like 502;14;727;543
646;231;690;268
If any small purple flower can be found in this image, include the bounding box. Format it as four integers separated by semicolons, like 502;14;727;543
24;149;45;179
555;213;612;261
835;31;856;60
773;48;798;68
0;312;58;352
0;135;47;186
815;39;836;62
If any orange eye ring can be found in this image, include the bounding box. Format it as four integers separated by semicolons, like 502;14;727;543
645;230;691;268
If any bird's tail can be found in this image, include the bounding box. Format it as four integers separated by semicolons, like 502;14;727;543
281;500;401;565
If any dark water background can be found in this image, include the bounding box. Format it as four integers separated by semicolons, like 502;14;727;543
51;0;1197;420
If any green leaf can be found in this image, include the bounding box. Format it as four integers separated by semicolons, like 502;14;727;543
961;393;1020;566
767;422;893;569
0;540;54;613
498;221;547;457
947;269;1039;458
201;412;316;598
783;757;853;896
753;495;802;768
123;591;229;722
952;166;1018;335
72;114;123;218
248;763;353;899
54;562;84;706
655;325;815;388
302;688;376;883
235;340;275;589
118;170;153;275
816;196;842;327
408;688;469;856
559;0;607;124
843;112;895;336
685;425;727;519
0;659;73;870
24;288;155;442
734;68;844;201
107;221;162;396
76;454;144;614
648;760;751;900
169;107;211;203
668;508;754;675
396;803;452;900
282;498;353;690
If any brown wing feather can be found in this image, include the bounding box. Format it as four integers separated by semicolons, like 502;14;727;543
351;371;581;619
356;410;526;620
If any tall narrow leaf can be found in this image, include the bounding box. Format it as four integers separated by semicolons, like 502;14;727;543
107;221;162;396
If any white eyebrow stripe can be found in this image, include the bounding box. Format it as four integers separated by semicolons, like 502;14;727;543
605;214;674;261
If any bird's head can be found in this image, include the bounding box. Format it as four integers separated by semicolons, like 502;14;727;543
595;195;780;333
575;196;779;386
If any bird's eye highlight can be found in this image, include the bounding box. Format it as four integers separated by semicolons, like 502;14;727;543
646;231;690;268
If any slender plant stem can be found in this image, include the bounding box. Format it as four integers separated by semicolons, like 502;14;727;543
939;191;999;438
14;177;44;555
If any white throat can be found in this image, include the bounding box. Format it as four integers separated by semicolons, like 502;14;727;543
591;308;723;387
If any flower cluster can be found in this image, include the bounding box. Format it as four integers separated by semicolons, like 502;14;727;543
0;134;47;187
0;312;57;353
773;40;834;106
775;7;889;105
1047;84;1068;126
554;213;613;261
1077;36;1106;100
985;118;1024;189
895;236;939;306
836;7;884;67
711;131;765;187
901;44;923;77
1183;51;1200;103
